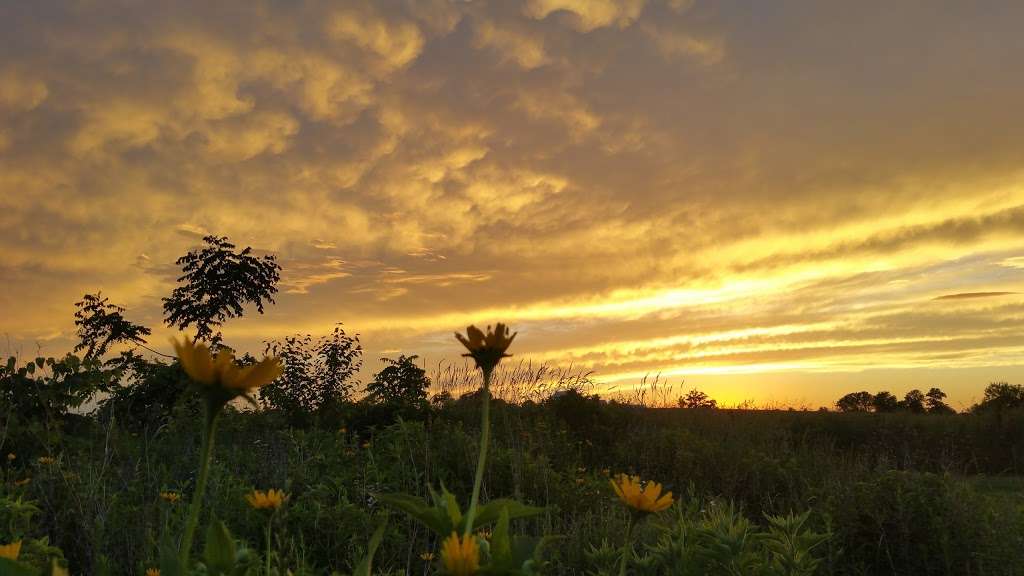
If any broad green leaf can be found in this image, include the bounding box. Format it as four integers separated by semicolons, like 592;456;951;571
204;519;237;575
472;499;544;530
352;517;387;576
376;492;453;536
0;557;38;576
490;506;512;562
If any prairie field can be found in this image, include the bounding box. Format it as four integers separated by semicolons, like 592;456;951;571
4;356;1024;575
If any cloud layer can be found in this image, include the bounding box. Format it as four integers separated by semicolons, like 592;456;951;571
2;0;1023;406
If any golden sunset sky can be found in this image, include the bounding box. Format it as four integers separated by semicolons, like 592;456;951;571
2;1;1023;408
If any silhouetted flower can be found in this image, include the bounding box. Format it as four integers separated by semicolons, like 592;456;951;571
455;323;516;376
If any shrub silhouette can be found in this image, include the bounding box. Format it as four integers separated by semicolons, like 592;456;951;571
260;323;362;426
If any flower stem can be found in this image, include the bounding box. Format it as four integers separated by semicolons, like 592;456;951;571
463;367;492;537
618;515;634;576
179;409;219;570
265;515;273;576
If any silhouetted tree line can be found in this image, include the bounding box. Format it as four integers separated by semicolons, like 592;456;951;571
836;384;1024;414
1;235;433;434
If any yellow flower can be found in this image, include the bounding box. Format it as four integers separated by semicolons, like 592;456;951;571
245;488;288;510
441;532;479;576
37;456;56;465
420;551;435;561
146;569;161;576
610;474;673;514
455;323;516;374
160;491;181;504
0;540;21;560
6;453;14;461
172;336;282;392
14;477;30;487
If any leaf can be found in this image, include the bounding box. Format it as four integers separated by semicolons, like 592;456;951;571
204;519;237;575
0;557;38;576
48;559;69;576
490;506;512;562
472;499;545;530
352;517;388;576
158;535;182;576
376;492;454;536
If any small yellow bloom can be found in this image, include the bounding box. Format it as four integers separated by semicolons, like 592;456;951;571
420;551;435;561
361;441;371;449
0;540;21;560
245;488;288;510
6;453;14;461
610;474;674;514
14;477;30;487
160;491;181;504
441;532;479;576
172;337;282;392
146;568;161;576
37;456;56;465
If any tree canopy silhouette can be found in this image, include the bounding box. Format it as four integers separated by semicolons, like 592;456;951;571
74;292;151;359
162;235;281;344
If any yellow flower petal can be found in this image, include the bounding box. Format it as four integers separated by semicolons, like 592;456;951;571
441;532;479;576
0;540;21;560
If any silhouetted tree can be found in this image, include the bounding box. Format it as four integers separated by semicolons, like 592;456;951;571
973;382;1024;413
836;391;873;412
925;387;955;414
365;355;430;411
73;292;151;359
678;388;718;409
162;235;281;345
899;389;927;413
872;391;900;413
260;323;362;424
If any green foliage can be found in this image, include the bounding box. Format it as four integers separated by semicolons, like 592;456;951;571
162;235;281;345
376;485;544;537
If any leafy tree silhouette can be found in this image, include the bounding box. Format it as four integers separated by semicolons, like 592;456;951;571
162;235;281;344
678;388;718;409
73;292;151;359
899;389;927;413
871;391;900;412
365;355;430;410
925;387;955;414
260;323;362;424
973;382;1024;413
836;391;873;412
